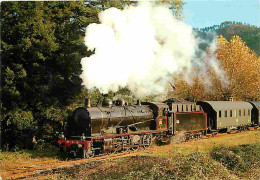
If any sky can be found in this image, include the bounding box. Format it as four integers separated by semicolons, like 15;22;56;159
183;0;260;28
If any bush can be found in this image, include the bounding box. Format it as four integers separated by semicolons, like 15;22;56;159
210;147;243;170
210;143;260;177
87;154;235;180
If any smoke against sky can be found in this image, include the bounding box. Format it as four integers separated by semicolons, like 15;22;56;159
80;2;228;97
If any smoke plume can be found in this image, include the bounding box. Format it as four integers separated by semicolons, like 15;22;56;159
80;2;228;97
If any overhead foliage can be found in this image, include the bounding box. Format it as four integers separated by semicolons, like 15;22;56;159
0;1;134;149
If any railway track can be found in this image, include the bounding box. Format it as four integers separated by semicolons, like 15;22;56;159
1;129;259;180
0;150;146;179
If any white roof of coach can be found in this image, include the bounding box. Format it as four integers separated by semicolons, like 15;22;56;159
204;101;253;111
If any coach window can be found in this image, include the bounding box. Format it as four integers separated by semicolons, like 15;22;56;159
219;111;222;118
191;105;193;111
244;109;246;116
225;110;227;117
182;105;184;112
230;110;232;117
248;109;250;116
239;110;241;116
186;105;188;111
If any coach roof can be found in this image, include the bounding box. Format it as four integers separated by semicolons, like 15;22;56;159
249;101;260;111
203;101;253;111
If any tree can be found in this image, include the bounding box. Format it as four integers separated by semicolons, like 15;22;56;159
158;0;184;19
172;35;260;101
196;21;260;55
1;1;98;149
216;35;260;100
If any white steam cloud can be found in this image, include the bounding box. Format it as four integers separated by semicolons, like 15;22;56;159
80;2;228;97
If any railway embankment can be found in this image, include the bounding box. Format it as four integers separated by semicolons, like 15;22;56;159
0;130;259;179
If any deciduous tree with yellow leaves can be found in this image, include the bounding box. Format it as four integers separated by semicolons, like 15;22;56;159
216;35;260;100
172;35;260;101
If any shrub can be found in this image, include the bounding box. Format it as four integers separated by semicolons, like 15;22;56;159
210;143;260;177
210;147;243;170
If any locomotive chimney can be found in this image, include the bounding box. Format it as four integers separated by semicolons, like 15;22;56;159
85;98;91;108
137;99;141;106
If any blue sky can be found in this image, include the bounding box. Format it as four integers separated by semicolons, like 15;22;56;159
183;0;260;28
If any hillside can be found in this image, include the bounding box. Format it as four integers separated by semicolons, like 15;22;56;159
196;21;260;55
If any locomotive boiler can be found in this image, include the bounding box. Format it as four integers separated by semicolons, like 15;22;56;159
67;98;167;138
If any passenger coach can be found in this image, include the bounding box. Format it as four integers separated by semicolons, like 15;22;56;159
197;101;253;132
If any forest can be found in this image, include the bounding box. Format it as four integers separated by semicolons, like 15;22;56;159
1;1;260;150
196;21;260;56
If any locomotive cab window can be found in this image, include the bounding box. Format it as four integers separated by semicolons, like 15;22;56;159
230;110;232;117
225;110;227;117
219;111;222;118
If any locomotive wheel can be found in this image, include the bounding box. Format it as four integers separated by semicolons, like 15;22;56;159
59;147;64;152
130;140;140;151
143;134;152;149
83;149;94;159
110;148;117;154
130;135;141;151
130;144;140;151
112;138;124;153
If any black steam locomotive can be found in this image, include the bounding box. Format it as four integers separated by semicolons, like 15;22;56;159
58;98;260;158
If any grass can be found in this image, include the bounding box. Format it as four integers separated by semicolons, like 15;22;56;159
43;130;260;180
142;130;260;157
210;143;260;178
1;130;259;179
83;143;260;180
175;130;260;153
0;147;61;171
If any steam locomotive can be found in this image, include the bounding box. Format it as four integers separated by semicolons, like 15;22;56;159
58;98;260;158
